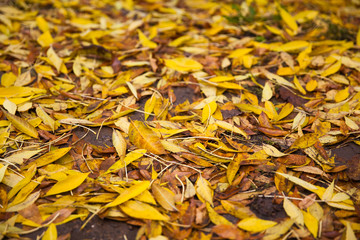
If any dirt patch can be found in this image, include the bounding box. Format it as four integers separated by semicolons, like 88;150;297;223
22;216;138;240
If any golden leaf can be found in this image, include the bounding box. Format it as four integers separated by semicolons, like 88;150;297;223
36;15;49;33
206;202;232;226
120;200;169;221
137;29;157;49
1;108;38;138
334;87;349;102
237;217;277;232
263;144;287;157
106;149;146;173
36;106;56;131
278;5;298;33
283;197;304;226
128;120;166;155
152;182;178;211
42;224;57;240
6;191;40;212
264;219;294;240
106;181;150;208
164;58;203;72
112;129;127;159
202;101;217;123
195;175;213;206
262;81;273;102
30;147;71;168
45;172;89;196
303;210;318;238
37;31;53;47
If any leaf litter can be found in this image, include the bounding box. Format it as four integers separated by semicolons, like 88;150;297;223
0;0;360;239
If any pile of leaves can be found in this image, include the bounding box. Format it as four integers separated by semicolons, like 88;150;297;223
0;0;360;239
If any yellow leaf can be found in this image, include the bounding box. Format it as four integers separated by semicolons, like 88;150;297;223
106;149;146;173
305;79;317;92
237;217;277;232
144;94;156;120
275;172;320;193
152;182;177;211
215;120;248;138
283;197;304;226
272;41;309;52
202;101;217;123
42;224;57;240
126;81;138;100
221;200;253;219
169;35;192;47
160;140;187;153
209;76;234;82
261;69;296;89
1;72;17;87
278;5;298;33
195;175;213;206
228;48;253;58
30;147;71;168
6;191;40;212
334;87;349;102
0;164;7;183
206;202;232;226
275;103;294;121
263;144;287;157
264;219;294;240
36;16;49;33
36;106;55;131
242;55;253;68
321;60;342;77
1;108;38;138
164;58;203;72
293;76;306;95
106;181;150;208
7;164;36;199
303;211;318;238
292;111;307;130
184;176;196;199
357;28;360;46
262;81;273;102
128;121;166;155
120;200;169;221
45;172;89;196
344;116;358;130
47;46;63;72
37;31;53;47
8;176;44;208
137;29;157;49
3;98;17;114
321;180;334;201
291;133;318;149
344;221;357;240
226;156;241;184
112;129;127;159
